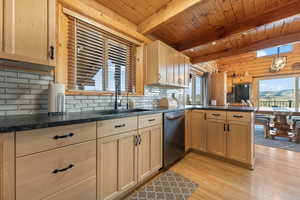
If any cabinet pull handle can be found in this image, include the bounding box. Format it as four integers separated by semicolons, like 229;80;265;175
135;135;139;146
212;113;220;117
148;119;156;122
52;164;74;174
49;46;54;60
224;124;226;131
138;135;142;145
204;113;207;120
53;133;74;140
115;124;126;128
227;124;230;132
233;115;243;118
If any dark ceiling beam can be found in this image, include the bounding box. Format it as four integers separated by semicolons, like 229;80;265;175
191;31;300;64
177;1;300;51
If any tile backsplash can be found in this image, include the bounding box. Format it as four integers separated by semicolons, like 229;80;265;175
65;86;187;112
0;68;186;116
0;68;53;116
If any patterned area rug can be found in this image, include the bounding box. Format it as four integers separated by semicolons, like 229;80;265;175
255;125;300;152
126;170;199;200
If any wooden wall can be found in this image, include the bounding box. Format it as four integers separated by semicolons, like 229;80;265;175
217;43;300;78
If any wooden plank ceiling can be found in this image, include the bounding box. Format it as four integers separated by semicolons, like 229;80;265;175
90;0;300;64
93;0;172;24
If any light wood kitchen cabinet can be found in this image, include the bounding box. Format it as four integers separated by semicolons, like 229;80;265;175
138;125;163;182
210;72;227;105
44;177;96;200
146;40;168;85
16;122;97;157
16;140;96;200
0;0;3;53
193;110;255;168
166;47;174;84
227;112;253;165
184;56;190;86
0;133;15;200
207;119;227;157
190;110;207;152
146;40;190;87
97;131;138;200
2;0;56;66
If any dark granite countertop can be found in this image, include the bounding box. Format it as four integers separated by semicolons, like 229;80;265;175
0;106;255;133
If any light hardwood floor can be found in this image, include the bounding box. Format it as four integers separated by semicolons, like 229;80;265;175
171;145;300;200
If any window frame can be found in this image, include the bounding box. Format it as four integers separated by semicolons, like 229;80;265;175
256;44;294;58
62;8;142;96
189;73;204;105
255;74;300;110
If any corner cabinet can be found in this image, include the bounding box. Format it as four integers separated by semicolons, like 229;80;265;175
146;40;190;87
189;110;207;152
2;0;56;66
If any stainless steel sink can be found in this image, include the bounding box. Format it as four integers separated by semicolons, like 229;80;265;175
96;108;151;115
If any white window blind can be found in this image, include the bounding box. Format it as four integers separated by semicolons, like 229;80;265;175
67;15;137;93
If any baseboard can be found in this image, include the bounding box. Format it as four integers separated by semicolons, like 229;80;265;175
189;148;254;170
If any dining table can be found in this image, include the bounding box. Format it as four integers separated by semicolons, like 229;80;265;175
256;107;299;142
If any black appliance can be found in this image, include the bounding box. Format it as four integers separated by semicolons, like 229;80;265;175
233;84;250;102
163;111;185;168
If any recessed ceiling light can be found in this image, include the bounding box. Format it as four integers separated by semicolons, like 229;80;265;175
212;42;217;45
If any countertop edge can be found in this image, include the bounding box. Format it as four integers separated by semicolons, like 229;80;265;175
0;107;256;134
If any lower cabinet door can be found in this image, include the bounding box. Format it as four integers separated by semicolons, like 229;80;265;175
207;120;227;157
98;136;119;200
138;125;163;182
150;126;163;171
227;122;251;164
190;111;207;152
44;177;96;200
118;132;138;193
137;128;152;181
97;131;138;200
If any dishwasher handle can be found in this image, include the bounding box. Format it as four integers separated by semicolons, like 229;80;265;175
165;114;184;120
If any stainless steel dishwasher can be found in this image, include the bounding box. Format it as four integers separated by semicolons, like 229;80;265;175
163;111;185;168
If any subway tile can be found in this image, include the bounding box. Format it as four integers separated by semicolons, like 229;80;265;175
74;96;88;100
7;100;31;105
19;73;40;80
6;88;30;94
29;79;50;85
0;105;18;111
0;83;18;88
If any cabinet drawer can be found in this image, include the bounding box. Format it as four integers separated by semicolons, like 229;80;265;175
16;122;96;157
138;114;162;129
227;112;251;122
44;177;96;200
16;140;96;200
97;117;138;138
206;110;226;120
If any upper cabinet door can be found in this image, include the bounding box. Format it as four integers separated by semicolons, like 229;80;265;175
0;0;3;53
158;43;168;84
178;55;185;87
184;57;190;87
166;47;174;85
3;0;56;66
